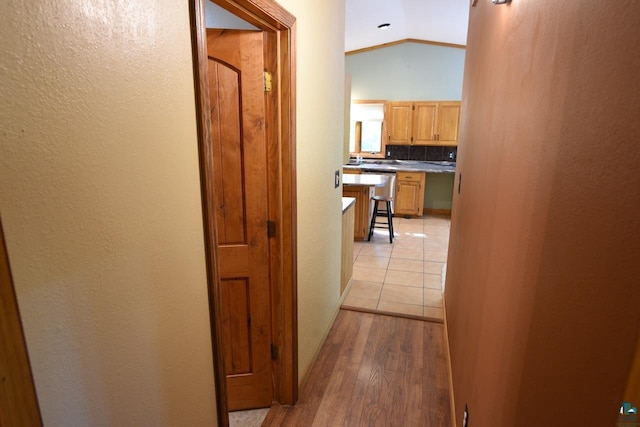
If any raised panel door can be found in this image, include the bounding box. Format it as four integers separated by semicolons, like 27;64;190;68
395;180;421;216
436;102;461;146
413;102;437;145
387;102;413;145
207;29;273;411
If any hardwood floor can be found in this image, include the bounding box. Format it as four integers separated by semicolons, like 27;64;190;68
263;310;451;426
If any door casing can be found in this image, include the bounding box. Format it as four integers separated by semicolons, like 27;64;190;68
188;1;297;425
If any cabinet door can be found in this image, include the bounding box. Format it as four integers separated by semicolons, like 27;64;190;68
436;102;461;146
395;172;425;217
395;181;421;216
412;102;437;145
387;102;413;145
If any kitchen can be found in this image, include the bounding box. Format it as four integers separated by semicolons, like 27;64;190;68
339;38;465;320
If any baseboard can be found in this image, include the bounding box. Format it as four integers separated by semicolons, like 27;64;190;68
298;278;354;387
443;296;457;427
423;208;452;216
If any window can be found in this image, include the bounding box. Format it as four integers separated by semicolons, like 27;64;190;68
349;101;386;158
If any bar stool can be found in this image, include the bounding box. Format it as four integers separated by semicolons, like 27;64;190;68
367;175;396;244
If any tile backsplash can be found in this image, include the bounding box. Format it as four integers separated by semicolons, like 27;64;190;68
387;145;457;162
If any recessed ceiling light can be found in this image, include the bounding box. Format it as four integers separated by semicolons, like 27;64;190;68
377;23;391;29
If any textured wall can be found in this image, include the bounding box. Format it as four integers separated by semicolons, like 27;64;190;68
275;0;346;380
346;42;465;101
0;0;217;425
445;1;640;426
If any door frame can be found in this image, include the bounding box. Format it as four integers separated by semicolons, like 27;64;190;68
188;0;297;425
0;217;43;426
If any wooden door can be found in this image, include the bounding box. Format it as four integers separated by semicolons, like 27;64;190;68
413;102;437;145
0;218;43;426
436;102;461;146
387;102;413;145
206;29;273;411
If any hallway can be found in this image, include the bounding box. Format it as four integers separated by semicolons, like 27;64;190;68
262;309;451;426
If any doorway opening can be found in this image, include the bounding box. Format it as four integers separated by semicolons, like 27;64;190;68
189;0;298;425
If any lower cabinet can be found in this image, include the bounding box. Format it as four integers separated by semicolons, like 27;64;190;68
343;185;375;240
395;172;425;217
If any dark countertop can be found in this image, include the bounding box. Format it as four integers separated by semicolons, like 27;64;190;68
344;159;456;174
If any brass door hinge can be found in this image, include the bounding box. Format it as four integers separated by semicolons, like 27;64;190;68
264;70;273;92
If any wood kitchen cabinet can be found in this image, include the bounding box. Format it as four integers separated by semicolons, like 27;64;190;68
395;172;425;217
342;185;375;240
387;102;413;144
386;101;460;146
435;102;461;146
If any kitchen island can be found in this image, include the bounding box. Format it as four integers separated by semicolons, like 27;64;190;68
341;197;356;295
343;174;389;240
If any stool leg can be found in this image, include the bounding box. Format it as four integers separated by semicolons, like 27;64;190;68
368;200;378;241
389;202;395;239
386;201;393;244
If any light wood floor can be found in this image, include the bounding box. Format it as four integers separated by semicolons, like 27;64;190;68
263;309;451;426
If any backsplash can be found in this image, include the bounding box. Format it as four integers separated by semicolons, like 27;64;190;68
386;145;457;162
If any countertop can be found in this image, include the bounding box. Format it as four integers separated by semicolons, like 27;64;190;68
342;197;356;213
342;174;390;187
343;159;456;174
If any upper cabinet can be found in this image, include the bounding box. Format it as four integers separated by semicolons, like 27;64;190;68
386;101;460;146
387;102;413;145
436;102;461;145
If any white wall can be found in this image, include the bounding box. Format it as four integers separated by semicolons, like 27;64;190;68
346;42;465;101
205;1;258;30
0;1;217;425
275;0;347;379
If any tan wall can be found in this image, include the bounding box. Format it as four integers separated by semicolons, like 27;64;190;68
276;0;347;380
0;1;217;425
445;1;640;426
2;0;348;420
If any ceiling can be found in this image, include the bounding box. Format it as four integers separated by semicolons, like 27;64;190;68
344;0;471;52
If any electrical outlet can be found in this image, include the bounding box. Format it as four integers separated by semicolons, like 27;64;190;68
334;170;340;188
462;404;469;427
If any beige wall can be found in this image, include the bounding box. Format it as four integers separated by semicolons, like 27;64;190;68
446;1;640;426
2;0;348;423
276;0;347;380
0;1;217;425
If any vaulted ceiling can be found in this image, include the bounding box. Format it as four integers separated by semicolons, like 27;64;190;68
344;0;471;52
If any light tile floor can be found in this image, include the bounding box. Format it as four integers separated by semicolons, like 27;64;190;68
342;214;450;321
